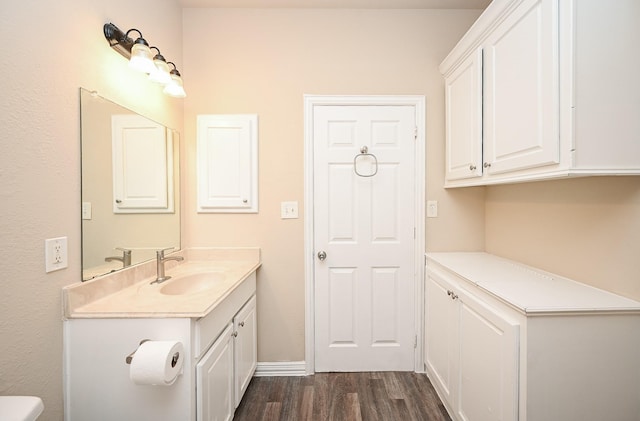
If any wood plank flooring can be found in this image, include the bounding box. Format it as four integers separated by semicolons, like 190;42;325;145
234;372;452;421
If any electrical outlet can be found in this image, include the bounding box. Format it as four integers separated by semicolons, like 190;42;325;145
281;201;299;219
45;237;68;273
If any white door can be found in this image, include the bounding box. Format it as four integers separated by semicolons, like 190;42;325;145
313;105;416;372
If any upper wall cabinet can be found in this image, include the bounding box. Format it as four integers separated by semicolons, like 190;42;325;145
440;0;640;187
197;115;258;213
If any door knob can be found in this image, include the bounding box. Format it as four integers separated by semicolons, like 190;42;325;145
317;251;327;261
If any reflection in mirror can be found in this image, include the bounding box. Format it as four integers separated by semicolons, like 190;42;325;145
80;88;180;281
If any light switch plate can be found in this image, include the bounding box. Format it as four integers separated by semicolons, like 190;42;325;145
281;201;299;219
82;202;92;220
45;237;68;273
427;200;438;218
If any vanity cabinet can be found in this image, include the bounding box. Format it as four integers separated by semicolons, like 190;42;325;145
64;270;258;421
441;0;640;187
425;253;640;421
196;295;257;421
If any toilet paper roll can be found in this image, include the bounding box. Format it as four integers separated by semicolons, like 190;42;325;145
129;340;184;386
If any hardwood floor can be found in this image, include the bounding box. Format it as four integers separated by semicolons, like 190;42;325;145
234;372;452;421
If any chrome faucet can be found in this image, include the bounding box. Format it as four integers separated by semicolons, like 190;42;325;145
152;248;184;284
105;248;132;268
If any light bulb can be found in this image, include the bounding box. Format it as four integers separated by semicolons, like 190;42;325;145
129;41;156;74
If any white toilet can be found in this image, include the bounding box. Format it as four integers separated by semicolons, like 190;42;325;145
0;396;44;421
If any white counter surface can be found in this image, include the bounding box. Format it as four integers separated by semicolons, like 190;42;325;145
426;252;640;314
64;248;260;319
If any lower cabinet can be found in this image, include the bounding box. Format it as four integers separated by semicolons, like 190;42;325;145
426;270;519;421
233;295;257;408
197;295;257;421
425;252;640;421
197;324;235;421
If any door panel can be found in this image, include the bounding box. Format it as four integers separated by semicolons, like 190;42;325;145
314;105;416;372
457;290;519;421
425;273;458;403
483;0;559;174
111;114;172;212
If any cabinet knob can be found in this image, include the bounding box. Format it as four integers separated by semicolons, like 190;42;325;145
469;164;476;171
239;321;245;328
317;251;327;261
232;331;238;338
483;162;492;168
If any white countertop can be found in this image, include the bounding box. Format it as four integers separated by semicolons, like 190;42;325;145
64;248;261;319
426;252;640;314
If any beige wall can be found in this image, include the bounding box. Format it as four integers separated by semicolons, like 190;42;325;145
182;8;485;363
486;177;640;301
0;0;183;419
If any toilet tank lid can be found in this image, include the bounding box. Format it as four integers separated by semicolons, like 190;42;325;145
0;396;44;421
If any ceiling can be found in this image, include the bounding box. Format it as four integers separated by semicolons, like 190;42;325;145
178;0;491;9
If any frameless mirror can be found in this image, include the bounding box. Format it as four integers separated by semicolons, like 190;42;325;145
80;88;180;281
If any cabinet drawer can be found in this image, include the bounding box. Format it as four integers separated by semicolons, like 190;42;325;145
195;272;256;358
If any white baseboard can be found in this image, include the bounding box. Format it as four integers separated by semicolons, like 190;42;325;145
254;361;307;377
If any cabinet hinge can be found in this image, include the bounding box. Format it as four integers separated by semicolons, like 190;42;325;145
414;127;418;140
413;227;416;239
414;335;418;349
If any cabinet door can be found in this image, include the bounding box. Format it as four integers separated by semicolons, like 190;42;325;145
456;289;519;421
445;48;483;181
197;114;258;213
425;272;459;406
197;323;234;421
483;0;559;175
234;295;257;408
111;114;174;213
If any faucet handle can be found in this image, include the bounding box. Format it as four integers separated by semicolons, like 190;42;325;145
156;247;175;259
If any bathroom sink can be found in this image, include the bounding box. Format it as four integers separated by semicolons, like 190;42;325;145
159;272;225;295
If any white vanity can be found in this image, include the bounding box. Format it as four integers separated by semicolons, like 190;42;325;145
425;252;640;421
63;248;260;421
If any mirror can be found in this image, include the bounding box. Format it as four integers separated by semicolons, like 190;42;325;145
80;88;180;281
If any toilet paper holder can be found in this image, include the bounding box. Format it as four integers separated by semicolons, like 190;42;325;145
125;339;181;368
126;339;150;364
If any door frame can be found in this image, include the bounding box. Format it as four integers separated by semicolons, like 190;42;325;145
303;95;426;374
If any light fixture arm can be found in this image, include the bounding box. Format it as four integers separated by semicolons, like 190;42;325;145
166;61;181;77
103;23;134;59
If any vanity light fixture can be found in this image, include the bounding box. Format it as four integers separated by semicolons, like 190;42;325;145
103;22;186;98
149;47;172;85
163;62;187;98
127;29;156;74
